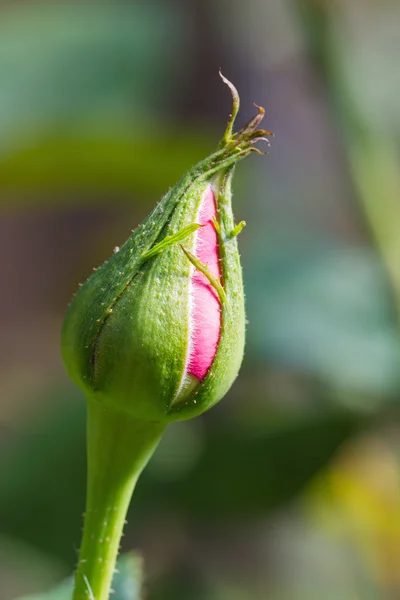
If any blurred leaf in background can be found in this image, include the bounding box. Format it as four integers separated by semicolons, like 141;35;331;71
0;2;212;201
246;239;400;404
0;380;360;562
15;552;143;600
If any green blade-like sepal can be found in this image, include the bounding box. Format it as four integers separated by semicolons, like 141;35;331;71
179;243;226;303
141;223;203;261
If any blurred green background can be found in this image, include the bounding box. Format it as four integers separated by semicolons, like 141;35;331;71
1;1;400;598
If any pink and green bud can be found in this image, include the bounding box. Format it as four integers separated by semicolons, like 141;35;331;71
61;74;271;423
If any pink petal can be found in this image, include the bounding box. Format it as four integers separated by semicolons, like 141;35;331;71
187;185;222;380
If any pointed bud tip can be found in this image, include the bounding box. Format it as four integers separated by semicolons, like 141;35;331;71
219;70;239;102
217;70;273;154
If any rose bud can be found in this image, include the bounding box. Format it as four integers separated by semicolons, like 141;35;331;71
65;75;273;600
61;73;272;424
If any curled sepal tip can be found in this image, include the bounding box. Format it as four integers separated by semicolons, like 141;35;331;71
219;70;240;145
218;71;273;157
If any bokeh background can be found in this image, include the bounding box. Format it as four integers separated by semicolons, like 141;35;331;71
1;1;400;599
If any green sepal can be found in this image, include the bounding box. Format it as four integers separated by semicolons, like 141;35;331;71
230;220;246;237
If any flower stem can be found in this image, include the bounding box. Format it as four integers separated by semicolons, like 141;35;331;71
73;398;165;600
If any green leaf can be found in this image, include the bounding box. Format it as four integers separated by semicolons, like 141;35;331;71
0;129;212;203
0;3;184;143
0;3;214;204
15;552;143;600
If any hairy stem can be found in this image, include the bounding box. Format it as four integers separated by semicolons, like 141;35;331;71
73;399;165;600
